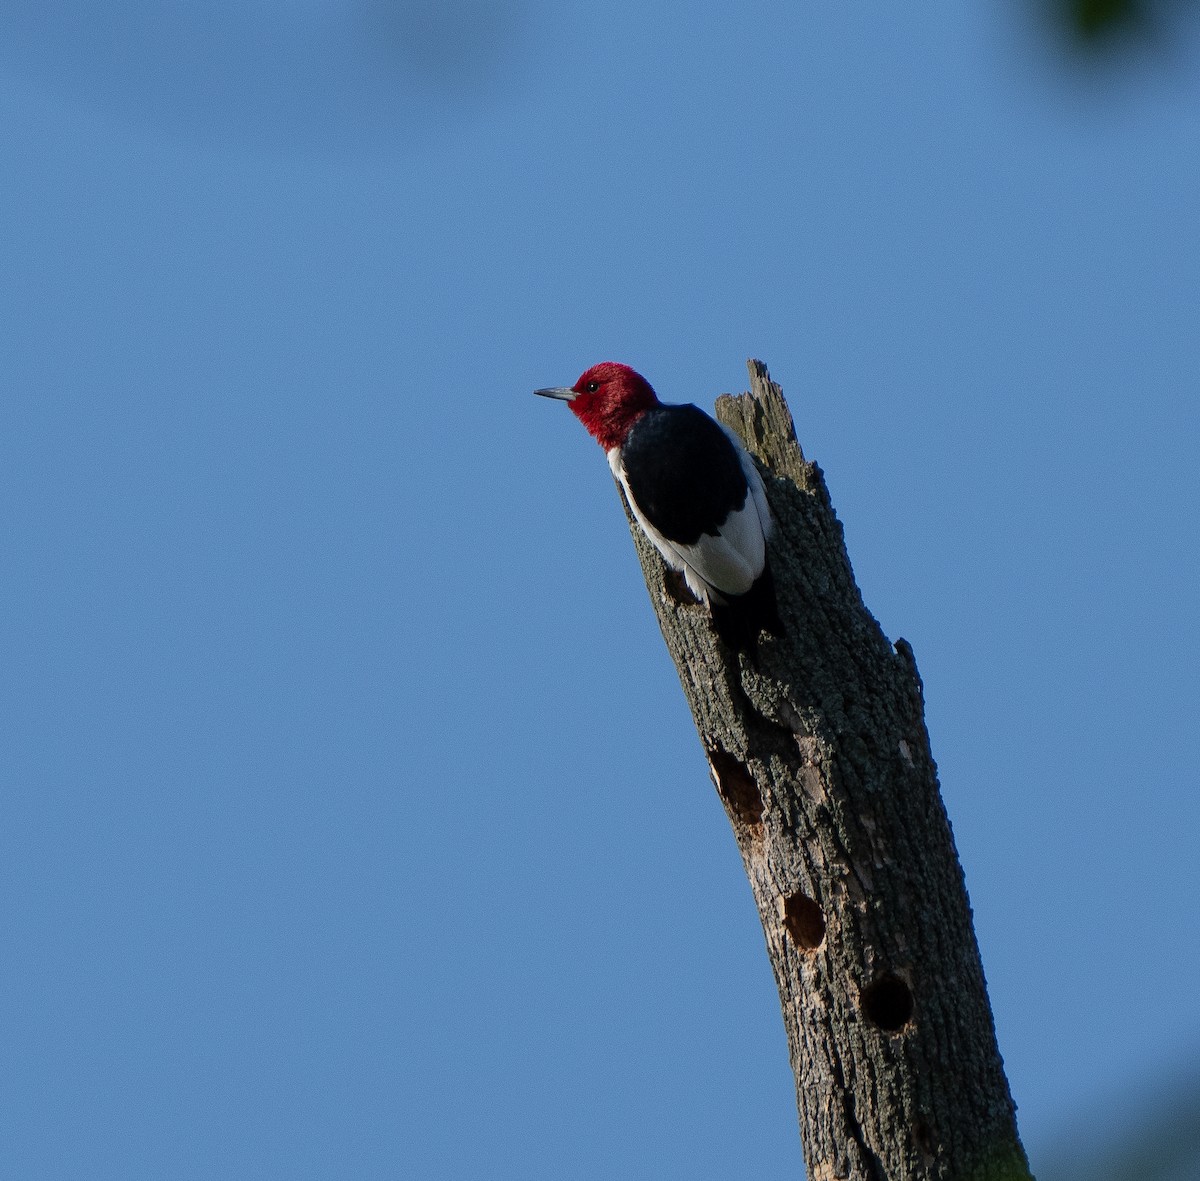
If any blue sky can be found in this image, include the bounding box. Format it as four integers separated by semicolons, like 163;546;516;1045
2;2;1198;1178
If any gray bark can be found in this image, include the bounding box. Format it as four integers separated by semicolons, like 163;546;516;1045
620;360;1033;1181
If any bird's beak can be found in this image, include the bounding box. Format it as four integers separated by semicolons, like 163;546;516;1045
534;386;577;402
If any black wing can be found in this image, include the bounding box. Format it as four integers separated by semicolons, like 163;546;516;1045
619;404;748;546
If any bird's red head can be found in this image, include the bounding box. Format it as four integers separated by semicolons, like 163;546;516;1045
535;362;659;451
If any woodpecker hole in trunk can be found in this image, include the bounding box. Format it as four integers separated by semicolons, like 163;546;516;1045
706;747;764;837
913;1116;936;1162
861;972;914;1033
781;890;825;951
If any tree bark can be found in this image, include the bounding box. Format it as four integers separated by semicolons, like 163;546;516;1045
620;361;1034;1181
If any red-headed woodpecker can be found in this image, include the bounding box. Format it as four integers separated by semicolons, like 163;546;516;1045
536;362;780;643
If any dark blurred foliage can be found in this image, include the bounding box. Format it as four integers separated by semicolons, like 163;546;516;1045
1063;0;1145;38
1039;0;1200;51
1038;1065;1200;1181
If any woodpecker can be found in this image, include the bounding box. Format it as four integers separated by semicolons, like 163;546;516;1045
535;361;780;644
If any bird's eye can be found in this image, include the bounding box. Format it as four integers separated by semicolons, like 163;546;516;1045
584;381;599;393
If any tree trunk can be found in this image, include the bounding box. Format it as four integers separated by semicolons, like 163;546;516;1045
620;361;1034;1181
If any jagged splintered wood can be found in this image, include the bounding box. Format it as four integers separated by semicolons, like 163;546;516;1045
620;361;1034;1181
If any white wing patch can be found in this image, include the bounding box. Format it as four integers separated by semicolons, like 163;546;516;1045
608;430;772;608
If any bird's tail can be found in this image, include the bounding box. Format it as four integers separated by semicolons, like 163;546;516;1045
711;563;783;650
